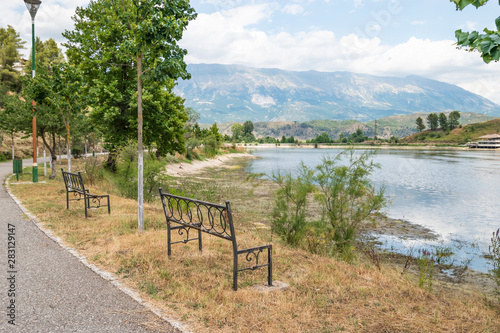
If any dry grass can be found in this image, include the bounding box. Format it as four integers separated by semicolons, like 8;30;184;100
8;156;500;333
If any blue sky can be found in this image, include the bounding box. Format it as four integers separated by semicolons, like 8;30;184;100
2;0;500;104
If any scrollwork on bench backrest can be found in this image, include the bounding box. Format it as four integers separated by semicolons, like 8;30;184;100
159;188;235;242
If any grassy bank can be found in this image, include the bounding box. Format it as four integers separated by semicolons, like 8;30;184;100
6;156;500;332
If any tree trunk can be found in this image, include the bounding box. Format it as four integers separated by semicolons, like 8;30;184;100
66;115;71;172
58;135;61;165
51;133;57;178
40;130;57;179
137;53;144;232
11;131;14;160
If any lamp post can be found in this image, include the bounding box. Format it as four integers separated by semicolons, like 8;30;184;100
24;0;41;183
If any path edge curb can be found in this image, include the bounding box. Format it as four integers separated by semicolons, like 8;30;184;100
4;174;191;333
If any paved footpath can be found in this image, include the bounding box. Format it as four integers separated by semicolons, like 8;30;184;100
0;159;181;332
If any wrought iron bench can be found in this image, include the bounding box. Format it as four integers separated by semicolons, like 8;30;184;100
159;188;272;291
61;169;111;218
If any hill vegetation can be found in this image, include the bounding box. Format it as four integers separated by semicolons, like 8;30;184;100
216;112;496;141
402;118;500;144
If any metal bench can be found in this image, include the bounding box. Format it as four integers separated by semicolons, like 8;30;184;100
61;169;111;218
159;188;272;291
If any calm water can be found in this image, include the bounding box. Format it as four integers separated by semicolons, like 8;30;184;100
245;148;500;273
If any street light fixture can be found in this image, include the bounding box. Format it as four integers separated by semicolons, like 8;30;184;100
24;0;41;183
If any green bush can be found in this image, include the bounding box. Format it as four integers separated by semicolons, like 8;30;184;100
203;134;219;157
82;157;104;186
314;150;386;257
114;142;170;202
271;164;314;247
489;229;500;299
271;150;386;260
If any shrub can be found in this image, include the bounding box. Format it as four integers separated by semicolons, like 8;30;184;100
115;142;170;202
82;156;104;186
203;134;219;157
417;249;435;292
271;163;314;247
489;228;500;298
185;138;200;161
314;150;386;257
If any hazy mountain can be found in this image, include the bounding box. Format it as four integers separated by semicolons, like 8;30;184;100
174;64;500;124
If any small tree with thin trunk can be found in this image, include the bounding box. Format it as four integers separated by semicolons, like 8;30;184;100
439;113;448;131
416;117;425;132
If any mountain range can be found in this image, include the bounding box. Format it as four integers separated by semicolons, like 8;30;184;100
174;64;500;124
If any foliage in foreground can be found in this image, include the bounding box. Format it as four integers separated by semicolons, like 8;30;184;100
490;228;500;299
272;149;386;259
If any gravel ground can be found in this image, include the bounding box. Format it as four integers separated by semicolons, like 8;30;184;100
0;159;182;333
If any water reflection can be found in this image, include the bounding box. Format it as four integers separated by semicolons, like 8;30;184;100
246;148;500;272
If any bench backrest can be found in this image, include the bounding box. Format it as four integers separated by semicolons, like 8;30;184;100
61;169;86;193
159;188;237;245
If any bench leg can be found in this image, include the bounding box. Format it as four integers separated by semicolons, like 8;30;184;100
167;221;172;256
107;196;111;214
233;252;238;291
84;195;88;219
66;191;69;209
198;229;202;252
268;245;273;287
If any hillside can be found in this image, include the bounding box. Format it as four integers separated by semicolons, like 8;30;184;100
402;118;500;144
175;64;500;123
216;112;496;141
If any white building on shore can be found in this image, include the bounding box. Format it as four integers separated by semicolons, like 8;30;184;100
467;134;500;149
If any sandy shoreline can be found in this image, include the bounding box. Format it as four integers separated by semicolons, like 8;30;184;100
164;153;257;177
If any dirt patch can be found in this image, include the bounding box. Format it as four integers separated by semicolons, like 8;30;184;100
164;153;257;177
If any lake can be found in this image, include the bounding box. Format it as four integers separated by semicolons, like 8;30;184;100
245;147;500;273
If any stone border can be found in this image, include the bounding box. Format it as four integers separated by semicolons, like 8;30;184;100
4;174;191;333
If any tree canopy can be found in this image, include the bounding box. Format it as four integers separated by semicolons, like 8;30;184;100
63;0;196;157
0;25;25;90
416;117;425;132
451;0;500;63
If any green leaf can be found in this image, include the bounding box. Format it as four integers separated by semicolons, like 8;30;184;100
496;15;500;31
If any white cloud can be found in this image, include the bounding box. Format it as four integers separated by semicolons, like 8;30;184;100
354;0;364;9
182;8;500;104
411;20;426;25
282;4;305;15
0;2;87;58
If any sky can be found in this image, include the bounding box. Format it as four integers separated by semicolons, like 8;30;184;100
2;0;500;104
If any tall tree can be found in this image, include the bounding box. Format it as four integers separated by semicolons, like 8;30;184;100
416;116;425;132
451;0;500;63
426;113;439;130
0;25;26;90
0;87;26;159
26;37;65;74
63;0;197;231
243;120;254;135
47;63;86;173
448;110;461;129
231;123;243;141
21;63;84;179
439;113;448;131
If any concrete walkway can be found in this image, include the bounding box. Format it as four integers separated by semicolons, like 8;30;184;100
0;159;181;332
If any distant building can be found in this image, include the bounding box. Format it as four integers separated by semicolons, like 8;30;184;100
467;134;500;149
12;58;27;75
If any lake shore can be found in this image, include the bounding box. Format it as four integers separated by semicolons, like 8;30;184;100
165;151;496;294
239;143;478;150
